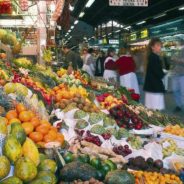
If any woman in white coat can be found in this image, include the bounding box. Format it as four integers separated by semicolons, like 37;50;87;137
82;48;95;77
103;47;117;82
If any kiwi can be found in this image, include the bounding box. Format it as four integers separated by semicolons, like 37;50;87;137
83;106;89;112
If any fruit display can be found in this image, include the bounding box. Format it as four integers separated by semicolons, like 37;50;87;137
13;58;32;68
0;0;12;14
42;48;53;63
132;171;182;184
57;68;67;77
164;125;184;137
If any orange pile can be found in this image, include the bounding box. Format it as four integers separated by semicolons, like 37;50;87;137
5;103;64;147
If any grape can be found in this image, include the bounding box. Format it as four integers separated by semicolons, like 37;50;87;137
113;145;132;157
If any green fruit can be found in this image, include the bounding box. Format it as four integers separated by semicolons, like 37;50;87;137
104;160;117;171
78;154;90;163
0;156;10;180
90;158;101;169
101;163;111;174
0;117;7;134
38;159;57;173
0;176;23;184
39;153;48;162
29;179;48;184
14;157;37;182
3;135;22;163
10;123;26;145
36;171;57;184
63;152;74;163
97;169;106;181
3;83;16;94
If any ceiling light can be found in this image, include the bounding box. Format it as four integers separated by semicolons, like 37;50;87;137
108;33;112;35
136;20;146;25
79;12;85;18
68;29;71;33
85;0;95;8
179;6;184;10
124;26;131;30
74;20;79;25
115;30;121;33
71;26;74;29
69;4;74;11
102;35;106;38
154;13;166;19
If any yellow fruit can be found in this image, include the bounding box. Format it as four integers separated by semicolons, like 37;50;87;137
22;138;40;166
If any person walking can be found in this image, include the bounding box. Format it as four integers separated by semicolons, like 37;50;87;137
171;40;184;112
103;47;117;82
82;48;95;77
116;48;140;94
144;38;165;110
95;50;106;76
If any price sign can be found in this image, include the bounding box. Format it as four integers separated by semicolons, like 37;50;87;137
109;0;148;7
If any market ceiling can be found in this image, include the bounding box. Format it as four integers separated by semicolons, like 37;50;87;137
72;0;184;28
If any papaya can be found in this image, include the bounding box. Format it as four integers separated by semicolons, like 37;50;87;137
3;135;22;163
36;171;57;184
9;122;26;145
0;176;23;184
29;179;48;184
14;157;37;183
0;117;7;135
38;159;57;173
0;156;10;180
22;138;40;166
39;153;48;162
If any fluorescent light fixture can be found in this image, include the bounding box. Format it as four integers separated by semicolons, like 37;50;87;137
108;33;112;36
85;0;95;8
68;29;71;33
120;25;124;28
115;30;121;33
102;35;106;38
136;20;146;25
79;12;85;18
69;4;74;11
74;20;79;25
124;26;131;30
154;13;166;19
71;25;74;29
179;6;184;10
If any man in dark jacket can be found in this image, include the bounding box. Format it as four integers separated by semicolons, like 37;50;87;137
62;44;83;69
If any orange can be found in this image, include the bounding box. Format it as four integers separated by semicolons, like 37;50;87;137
37;141;45;148
48;130;57;140
8;118;21;125
19;111;32;122
27;110;35;119
30;117;40;128
40;120;51;128
43;134;55;143
50;126;58;133
36;125;49;135
59;83;65;89
16;103;26;114
22;122;34;135
55;94;62;102
29;132;43;142
56;133;64;145
53;86;59;92
6;110;18;120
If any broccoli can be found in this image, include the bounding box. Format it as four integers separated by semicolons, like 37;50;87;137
89;113;103;125
90;125;106;135
74;110;87;119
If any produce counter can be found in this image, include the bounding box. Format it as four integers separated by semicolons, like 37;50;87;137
0;55;184;184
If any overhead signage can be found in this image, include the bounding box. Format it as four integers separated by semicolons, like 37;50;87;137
109;39;119;44
140;29;148;39
130;33;137;41
109;0;148;7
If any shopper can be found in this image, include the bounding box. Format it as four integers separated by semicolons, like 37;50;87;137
116;48;140;94
171;40;184;112
144;38;165;110
103;47;117;82
62;44;83;70
82;48;95;77
95;50;106;76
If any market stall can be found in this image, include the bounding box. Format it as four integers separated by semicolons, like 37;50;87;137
0;1;184;184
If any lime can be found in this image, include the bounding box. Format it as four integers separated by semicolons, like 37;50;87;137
97;169;106;181
104;160;117;170
78;154;90;163
63;152;74;163
101;163;111;174
90;158;101;169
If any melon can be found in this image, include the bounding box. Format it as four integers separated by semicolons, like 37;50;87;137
0;156;10;180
